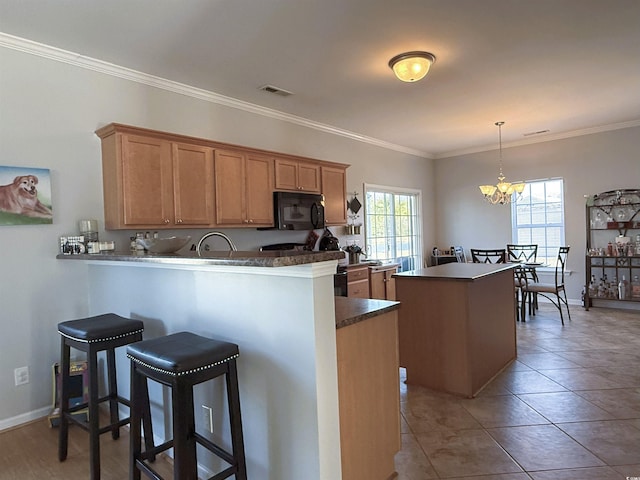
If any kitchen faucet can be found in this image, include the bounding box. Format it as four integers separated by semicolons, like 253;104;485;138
196;231;238;254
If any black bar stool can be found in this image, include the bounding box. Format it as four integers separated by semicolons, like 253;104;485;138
57;313;154;480
127;331;247;480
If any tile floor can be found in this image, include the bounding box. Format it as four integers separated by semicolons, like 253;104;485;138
395;303;640;479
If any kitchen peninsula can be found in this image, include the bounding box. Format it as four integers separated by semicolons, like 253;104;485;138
57;250;400;480
394;263;516;398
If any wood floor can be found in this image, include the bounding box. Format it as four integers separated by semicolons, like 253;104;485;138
0;418;174;480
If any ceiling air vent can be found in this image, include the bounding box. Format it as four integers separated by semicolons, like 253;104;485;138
523;129;550;137
259;85;294;97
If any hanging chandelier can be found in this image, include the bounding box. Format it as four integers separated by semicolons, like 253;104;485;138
479;121;525;205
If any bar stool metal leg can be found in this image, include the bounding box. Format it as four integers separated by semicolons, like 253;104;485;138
172;379;198;479
227;359;247;479
58;340;70;462
107;347;120;440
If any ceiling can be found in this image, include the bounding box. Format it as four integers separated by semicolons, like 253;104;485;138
2;0;640;159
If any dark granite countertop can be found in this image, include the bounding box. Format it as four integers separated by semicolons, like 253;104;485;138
56;249;345;267
334;296;400;329
393;262;515;281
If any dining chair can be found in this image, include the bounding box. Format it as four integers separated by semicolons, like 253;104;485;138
513;265;532;322
506;244;538;263
524;246;571;325
470;248;506;263
507;244;539;310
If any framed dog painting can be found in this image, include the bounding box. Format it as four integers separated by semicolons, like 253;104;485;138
0;166;53;225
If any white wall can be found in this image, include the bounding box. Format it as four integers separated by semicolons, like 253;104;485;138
434;126;640;302
0;43;433;426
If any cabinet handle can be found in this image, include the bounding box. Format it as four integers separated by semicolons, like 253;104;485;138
164;219;170;224
177;219;183;224
249;219;254;223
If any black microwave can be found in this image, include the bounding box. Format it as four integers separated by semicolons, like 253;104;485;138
273;191;325;230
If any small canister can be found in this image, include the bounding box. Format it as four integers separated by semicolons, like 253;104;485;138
78;219;99;243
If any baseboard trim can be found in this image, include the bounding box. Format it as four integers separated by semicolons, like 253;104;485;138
0;406;51;432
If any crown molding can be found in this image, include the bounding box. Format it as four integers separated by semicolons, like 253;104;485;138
435;119;640;159
3;32;636;161
0;32;432;159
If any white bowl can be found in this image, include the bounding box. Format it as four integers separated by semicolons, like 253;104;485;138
137;236;191;253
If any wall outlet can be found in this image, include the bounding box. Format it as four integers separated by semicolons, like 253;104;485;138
202;405;214;433
14;366;29;386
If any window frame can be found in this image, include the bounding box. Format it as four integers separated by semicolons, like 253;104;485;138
363;183;423;272
510;177;566;265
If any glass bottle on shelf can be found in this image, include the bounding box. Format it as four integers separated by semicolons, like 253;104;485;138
588;275;597;297
632;275;640;299
618;275;628;300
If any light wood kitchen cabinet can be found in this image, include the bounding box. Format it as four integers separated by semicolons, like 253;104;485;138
274;158;321;193
369;264;399;300
97;123;348;230
214;150;274;227
336;307;400;480
321;166;347;225
172;143;215;226
98;129;215;229
346;264;370;298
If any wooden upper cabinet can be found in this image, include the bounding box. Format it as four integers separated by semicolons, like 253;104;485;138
274;158;321;193
119;133;174;227
245;154;274;225
321;166;347;225
98;127;215;229
214;150;274;227
172;143;214;226
97;123;346;230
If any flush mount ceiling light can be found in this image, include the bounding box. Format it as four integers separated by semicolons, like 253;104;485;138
479;121;525;205
388;51;436;82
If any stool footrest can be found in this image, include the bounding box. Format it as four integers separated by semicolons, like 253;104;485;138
135;459;163;480
67;394;130;414
97;418;130;435
194;432;235;466
207;466;238;480
142;439;174;459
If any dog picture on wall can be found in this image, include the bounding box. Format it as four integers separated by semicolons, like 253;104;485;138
0;166;53;225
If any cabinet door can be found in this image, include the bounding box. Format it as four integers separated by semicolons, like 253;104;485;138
385;270;397;300
274;158;321;192
297;162;321;192
121;134;173;226
322;166;347;225
370;267;398;300
245;154;274;226
348;279;370;298
274;159;298;191
173;143;214;226
369;270;386;299
214;149;246;225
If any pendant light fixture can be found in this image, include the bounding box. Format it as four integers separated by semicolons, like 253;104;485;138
479;122;525;205
388;51;436;82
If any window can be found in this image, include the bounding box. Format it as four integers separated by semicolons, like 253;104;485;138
511;178;565;264
364;184;422;272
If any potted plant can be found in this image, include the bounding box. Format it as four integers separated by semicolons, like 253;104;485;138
344;244;365;264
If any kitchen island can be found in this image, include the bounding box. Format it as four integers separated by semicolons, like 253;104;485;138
394;263;516;398
57;250;398;480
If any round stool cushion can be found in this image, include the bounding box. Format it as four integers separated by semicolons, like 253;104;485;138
58;313;144;343
127;332;239;377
